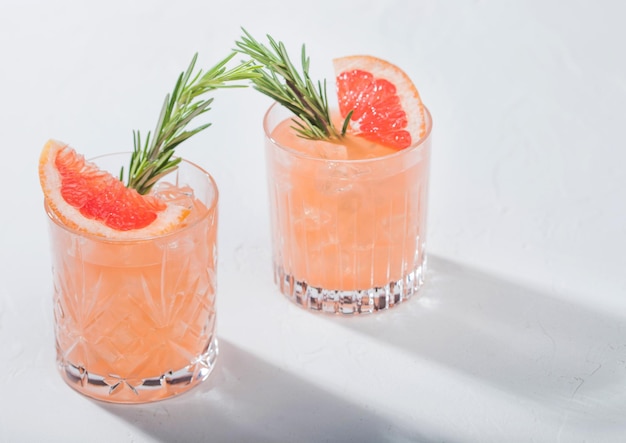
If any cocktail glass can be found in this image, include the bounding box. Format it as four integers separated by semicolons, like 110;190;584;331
264;103;432;314
46;154;219;403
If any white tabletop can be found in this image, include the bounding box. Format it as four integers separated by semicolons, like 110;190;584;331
1;1;625;441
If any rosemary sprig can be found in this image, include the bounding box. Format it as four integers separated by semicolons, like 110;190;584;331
121;52;260;195
235;29;351;142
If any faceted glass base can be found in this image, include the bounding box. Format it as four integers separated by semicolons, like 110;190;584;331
274;261;426;315
58;337;218;404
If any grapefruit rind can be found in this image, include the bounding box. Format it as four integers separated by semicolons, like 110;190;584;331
39;139;190;239
333;55;426;149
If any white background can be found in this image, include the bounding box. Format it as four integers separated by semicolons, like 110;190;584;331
1;1;625;441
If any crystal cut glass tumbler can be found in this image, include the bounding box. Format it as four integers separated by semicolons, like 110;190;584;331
264;103;432;315
46;154;218;403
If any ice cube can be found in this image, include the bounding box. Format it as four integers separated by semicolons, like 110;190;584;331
152;182;194;210
314;142;348;160
292;202;333;234
316;162;372;195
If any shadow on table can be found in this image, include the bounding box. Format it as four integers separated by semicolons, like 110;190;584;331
99;255;626;441
99;338;423;443
332;255;626;425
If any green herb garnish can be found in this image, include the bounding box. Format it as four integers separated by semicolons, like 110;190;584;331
121;52;260;195
234;29;351;142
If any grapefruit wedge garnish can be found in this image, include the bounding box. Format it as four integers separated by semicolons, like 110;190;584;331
39;139;190;239
334;55;427;150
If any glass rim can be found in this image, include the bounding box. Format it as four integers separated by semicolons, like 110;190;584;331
263;101;433;164
44;153;219;244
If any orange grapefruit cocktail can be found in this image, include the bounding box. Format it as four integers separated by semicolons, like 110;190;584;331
262;55;432;314
36;52;259;403
43;146;218;403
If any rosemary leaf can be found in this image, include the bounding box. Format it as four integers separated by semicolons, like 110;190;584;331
122;52;260;195
235;29;346;142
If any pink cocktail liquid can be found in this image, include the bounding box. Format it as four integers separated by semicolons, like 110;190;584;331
265;104;432;314
47;157;218;403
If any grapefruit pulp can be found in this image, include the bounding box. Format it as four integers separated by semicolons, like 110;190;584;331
39;140;190;239
334;55;426;150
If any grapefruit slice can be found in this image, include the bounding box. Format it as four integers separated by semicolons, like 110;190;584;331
39;139;190;239
333;55;426;150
